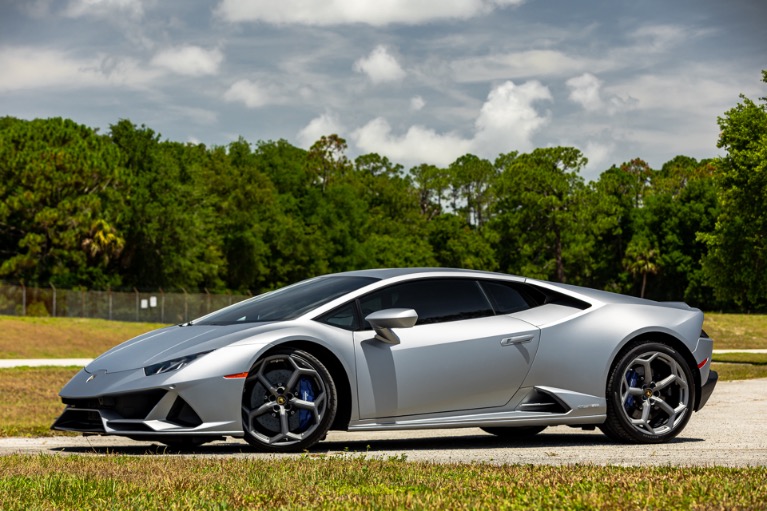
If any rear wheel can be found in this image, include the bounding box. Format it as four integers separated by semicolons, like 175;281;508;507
481;426;546;439
601;341;695;443
242;349;337;452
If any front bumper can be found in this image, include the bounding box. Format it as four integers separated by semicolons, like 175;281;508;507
696;369;718;411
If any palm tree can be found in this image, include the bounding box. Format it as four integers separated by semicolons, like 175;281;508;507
624;239;659;298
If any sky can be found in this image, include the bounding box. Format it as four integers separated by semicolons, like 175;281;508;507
1;0;765;181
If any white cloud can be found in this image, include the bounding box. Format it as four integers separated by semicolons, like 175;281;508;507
566;73;638;115
353;45;405;84
150;46;223;76
0;47;159;91
353;118;473;167
223;79;279;108
63;0;145;20
215;0;524;26
566;73;602;111
297;112;344;148
628;24;689;53
581;141;613;178
473;80;552;154
410;96;425;111
611;71;735;113
352;80;550;166
451;50;597;82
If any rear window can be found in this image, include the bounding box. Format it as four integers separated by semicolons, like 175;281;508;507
479;280;536;314
194;276;378;325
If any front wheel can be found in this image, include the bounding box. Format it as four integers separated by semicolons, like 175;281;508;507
242;349;337;452
600;341;695;443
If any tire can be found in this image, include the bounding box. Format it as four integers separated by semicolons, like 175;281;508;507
600;341;695;444
242;349;337;452
481;426;546;439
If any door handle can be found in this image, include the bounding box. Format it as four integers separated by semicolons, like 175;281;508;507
500;334;534;346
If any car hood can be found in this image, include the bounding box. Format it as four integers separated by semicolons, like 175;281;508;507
85;322;280;373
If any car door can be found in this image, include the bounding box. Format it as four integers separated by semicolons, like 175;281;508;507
353;278;540;420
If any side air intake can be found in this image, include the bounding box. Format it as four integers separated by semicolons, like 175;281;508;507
515;388;570;414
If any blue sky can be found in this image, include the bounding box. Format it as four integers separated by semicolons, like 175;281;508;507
1;0;765;181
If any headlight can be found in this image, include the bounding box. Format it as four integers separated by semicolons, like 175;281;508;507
143;351;212;376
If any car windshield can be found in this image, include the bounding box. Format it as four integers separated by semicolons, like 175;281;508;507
193;276;378;325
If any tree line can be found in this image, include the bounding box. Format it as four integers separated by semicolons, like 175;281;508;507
1;72;765;311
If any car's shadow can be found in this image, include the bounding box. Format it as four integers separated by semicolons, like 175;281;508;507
51;431;704;456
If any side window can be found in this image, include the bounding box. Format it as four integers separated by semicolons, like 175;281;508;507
316;302;360;331
359;279;494;326
479;281;535;314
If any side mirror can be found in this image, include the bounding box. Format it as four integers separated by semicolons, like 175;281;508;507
365;308;418;345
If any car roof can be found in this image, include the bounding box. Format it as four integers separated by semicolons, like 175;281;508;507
329;267;515;280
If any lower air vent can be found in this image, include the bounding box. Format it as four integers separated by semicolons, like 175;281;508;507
167;396;203;427
62;389;166;420
106;422;155;432
516;388;570;414
51;409;105;433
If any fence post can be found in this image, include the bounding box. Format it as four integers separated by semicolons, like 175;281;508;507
108;286;113;321
21;281;26;316
205;288;211;314
81;289;86;318
134;288;139;322
160;288;165;324
50;283;56;317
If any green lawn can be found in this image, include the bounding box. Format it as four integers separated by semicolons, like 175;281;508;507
703;312;767;349
0;316;168;358
1;455;765;510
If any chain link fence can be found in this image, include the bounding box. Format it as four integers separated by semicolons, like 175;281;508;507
0;283;251;324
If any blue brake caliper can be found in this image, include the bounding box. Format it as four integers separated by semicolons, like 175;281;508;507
624;369;639;411
298;377;314;431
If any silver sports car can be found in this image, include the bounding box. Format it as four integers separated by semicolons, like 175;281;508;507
53;268;718;451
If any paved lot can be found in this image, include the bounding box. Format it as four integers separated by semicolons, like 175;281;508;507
1;377;765;466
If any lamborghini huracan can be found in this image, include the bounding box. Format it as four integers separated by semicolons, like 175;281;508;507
53;268;718;451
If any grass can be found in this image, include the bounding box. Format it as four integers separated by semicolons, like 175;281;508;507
0;367;80;437
712;352;767;365
709;353;767;381
0;455;765;510
710;362;767;381
703;313;767;349
0;316;168;358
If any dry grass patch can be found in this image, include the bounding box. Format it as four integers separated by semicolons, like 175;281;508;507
712;353;767;365
0;455;765;510
0;317;167;358
711;362;767;381
0;367;80;437
703;313;767;349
